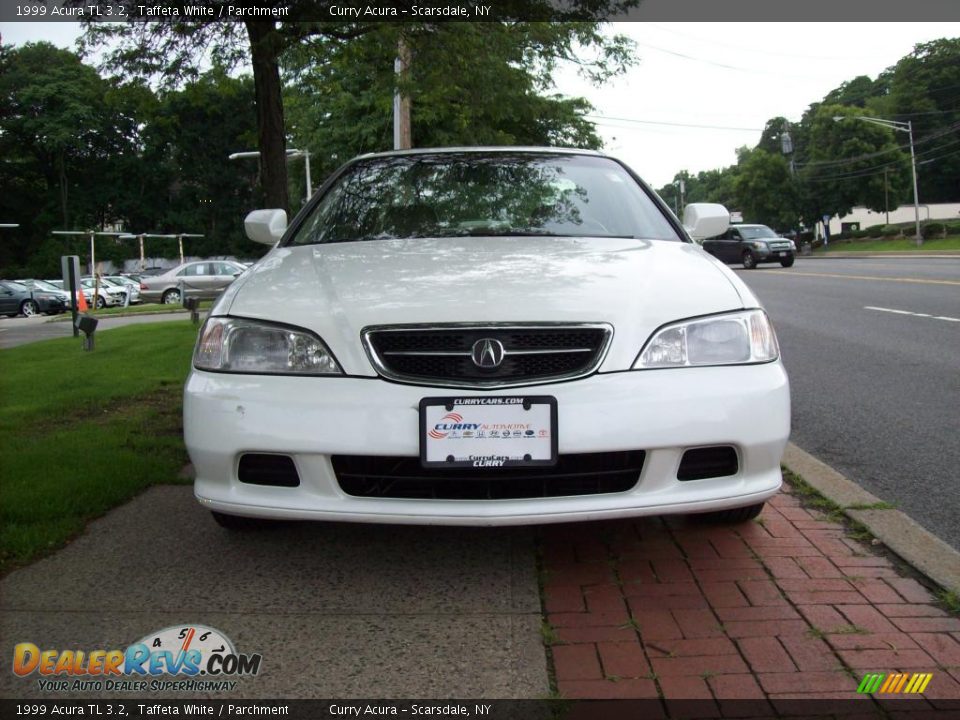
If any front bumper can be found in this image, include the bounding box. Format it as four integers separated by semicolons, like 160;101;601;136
755;247;795;262
184;363;790;526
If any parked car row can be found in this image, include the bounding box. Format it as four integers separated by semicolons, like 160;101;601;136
0;280;67;317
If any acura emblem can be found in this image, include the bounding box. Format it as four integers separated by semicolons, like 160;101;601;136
471;338;505;369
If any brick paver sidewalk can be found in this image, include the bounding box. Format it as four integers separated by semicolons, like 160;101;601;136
541;487;960;711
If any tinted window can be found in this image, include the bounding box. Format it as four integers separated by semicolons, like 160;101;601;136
182;263;208;277
288;153;680;246
215;263;240;276
738;226;777;239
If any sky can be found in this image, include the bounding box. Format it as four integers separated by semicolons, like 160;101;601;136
2;21;958;189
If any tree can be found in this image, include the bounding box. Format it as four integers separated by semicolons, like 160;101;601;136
75;2;642;214
282;23;631;182
0;42;145;274
733;148;799;230
796;105;910;226
878;39;960;203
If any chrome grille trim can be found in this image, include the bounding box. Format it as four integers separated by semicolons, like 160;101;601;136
362;323;614;389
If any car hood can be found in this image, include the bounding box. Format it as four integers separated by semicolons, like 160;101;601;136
220;237;754;376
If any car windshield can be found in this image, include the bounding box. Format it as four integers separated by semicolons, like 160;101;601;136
738;226;778;239
287;153;680;245
29;280;60;292
5;281;28;292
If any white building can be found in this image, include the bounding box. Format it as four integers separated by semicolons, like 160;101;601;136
829;203;960;235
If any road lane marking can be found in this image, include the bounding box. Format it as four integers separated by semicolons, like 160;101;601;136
761;270;960;286
865;306;960;323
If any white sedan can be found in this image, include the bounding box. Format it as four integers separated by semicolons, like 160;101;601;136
185;148;790;529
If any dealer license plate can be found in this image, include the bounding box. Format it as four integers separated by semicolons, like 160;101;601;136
420;396;558;468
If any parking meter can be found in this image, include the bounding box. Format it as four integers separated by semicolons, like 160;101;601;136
184;296;200;325
76;314;98;351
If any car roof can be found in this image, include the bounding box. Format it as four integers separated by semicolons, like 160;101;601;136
355;146;608;161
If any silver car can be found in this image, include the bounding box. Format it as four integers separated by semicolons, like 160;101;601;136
139;261;247;304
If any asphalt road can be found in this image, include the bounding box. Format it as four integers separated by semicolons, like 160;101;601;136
736;256;960;551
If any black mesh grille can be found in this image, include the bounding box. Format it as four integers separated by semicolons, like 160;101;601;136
677;446;739;481
332;451;645;500
367;326;609;386
238;454;300;487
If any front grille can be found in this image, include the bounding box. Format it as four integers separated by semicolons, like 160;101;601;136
332;451;645;500
364;324;612;388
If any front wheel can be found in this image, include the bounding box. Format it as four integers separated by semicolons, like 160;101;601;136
20;300;39;317
95;296;106;309
742;251;757;269
697;502;765;524
780;256;795;268
162;289;181;305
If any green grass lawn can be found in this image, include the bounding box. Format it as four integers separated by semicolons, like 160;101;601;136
816;235;960;253
0;322;199;573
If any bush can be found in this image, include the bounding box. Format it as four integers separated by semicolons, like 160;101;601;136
944;222;960;236
922;222;946;239
881;225;901;238
853;229;869;239
867;225;884;238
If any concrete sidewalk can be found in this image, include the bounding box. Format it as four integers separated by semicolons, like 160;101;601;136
0;486;547;699
541;489;960;709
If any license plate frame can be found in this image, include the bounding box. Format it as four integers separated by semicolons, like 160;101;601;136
419;396;558;469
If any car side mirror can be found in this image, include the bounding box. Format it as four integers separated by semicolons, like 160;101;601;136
244;209;287;246
683;203;730;242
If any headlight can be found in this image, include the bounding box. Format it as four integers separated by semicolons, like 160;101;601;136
752;241;768;250
194;317;342;375
634;310;779;369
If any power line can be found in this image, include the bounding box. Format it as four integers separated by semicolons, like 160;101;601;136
585;114;763;132
794;120;960;170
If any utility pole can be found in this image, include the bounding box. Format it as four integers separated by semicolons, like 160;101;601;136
884;167;890;226
393;35;412;150
835;115;922;245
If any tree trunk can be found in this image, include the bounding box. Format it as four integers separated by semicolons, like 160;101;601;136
245;21;288;213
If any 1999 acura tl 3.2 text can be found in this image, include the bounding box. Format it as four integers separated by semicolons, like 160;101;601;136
184;148;790;529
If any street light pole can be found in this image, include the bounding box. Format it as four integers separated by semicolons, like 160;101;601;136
834;115;922;246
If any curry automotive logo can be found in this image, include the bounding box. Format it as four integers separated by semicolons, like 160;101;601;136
12;624;262;693
428;412;464;439
857;672;934;695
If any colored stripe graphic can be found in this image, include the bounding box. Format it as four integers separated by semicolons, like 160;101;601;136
858;673;933;694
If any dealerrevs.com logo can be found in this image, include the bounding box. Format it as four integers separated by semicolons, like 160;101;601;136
12;624;262;693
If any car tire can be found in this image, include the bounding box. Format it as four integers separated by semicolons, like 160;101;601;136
780;257;795;268
95;296;106;309
741;251;757;269
20;300;39;317
697;502;765;524
162;289;181;305
211;511;276;531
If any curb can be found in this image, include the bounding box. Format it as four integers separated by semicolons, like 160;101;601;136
782;442;960;597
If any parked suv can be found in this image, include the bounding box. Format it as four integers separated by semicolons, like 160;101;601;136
702;224;796;269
